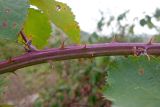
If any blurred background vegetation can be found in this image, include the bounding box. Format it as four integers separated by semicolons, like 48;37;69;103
0;8;160;107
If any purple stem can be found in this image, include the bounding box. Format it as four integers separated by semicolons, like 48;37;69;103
0;42;160;74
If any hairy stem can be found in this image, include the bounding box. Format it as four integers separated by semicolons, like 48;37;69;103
0;42;160;74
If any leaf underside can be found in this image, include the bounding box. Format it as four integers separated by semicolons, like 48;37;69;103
104;56;160;107
0;0;28;41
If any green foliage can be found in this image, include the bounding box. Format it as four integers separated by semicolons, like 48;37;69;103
0;0;80;47
0;74;8;104
97;16;105;31
97;12;105;31
140;15;154;29
32;59;109;107
0;39;24;60
154;8;160;20
103;10;136;36
0;104;14;107
128;25;135;34
1;1;160;107
104;56;160;107
140;19;147;26
29;0;80;43
24;8;52;48
117;10;129;21
26;31;112;107
0;0;28;41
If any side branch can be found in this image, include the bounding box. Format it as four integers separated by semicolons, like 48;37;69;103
20;30;28;43
0;43;160;74
20;30;37;51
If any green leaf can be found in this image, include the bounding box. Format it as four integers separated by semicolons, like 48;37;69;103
154;8;160;20
97;17;105;31
24;8;52;48
0;0;28;41
140;19;146;26
30;0;80;43
145;15;154;29
103;56;160;107
117;10;129;21
139;15;154;29
128;25;134;34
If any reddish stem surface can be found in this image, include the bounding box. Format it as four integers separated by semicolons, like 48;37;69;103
0;42;160;74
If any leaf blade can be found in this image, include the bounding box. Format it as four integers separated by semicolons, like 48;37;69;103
30;0;80;43
104;56;160;107
24;8;52;48
0;0;28;41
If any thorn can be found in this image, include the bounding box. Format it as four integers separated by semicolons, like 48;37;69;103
83;44;87;49
147;36;154;45
60;41;65;49
8;57;14;63
11;71;18;76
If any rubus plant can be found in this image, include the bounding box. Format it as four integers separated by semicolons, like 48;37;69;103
1;0;160;107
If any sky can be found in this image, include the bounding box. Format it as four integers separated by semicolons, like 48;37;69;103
58;0;160;34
